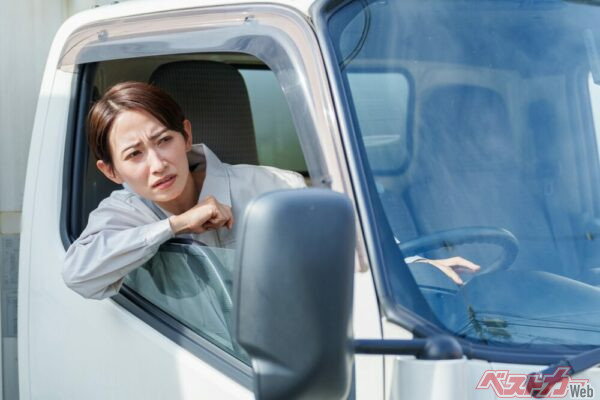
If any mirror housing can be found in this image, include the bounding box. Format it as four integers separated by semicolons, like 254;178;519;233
234;189;355;400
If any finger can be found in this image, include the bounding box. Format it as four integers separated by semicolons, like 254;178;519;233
438;257;481;271
201;221;220;230
438;265;464;285
450;257;481;272
213;205;233;230
208;216;227;228
211;206;228;223
190;224;207;234
203;210;229;230
185;208;212;231
195;204;218;225
225;207;234;229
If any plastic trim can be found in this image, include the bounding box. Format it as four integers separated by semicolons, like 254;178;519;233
60;63;95;248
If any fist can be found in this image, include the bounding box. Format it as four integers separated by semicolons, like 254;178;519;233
168;195;234;235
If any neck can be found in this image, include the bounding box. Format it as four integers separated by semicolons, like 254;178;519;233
156;172;199;215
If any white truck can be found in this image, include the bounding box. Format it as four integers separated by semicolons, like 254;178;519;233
19;0;600;398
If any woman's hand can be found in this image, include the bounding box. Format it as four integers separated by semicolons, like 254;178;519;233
414;256;480;285
168;195;234;235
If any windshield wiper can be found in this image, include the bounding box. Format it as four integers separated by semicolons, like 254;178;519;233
563;0;600;5
526;346;600;396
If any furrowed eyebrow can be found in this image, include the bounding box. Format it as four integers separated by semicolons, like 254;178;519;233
121;142;141;155
149;127;169;141
120;128;169;155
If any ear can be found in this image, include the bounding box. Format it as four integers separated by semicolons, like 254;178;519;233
183;119;193;151
96;160;124;184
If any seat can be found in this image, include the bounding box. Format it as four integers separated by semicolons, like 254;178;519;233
405;85;570;276
149;60;258;165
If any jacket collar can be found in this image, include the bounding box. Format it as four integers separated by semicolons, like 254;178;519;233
188;144;232;207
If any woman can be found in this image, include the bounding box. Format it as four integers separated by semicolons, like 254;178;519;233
64;81;479;301
63;81;305;299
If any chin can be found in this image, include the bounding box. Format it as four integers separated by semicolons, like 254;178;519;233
149;191;178;203
149;193;175;203
148;184;186;204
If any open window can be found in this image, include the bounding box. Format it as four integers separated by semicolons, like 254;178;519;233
62;52;315;377
75;54;309;234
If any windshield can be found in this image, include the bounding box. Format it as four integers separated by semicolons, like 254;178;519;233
326;0;600;348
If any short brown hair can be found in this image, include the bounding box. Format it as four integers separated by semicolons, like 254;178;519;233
87;81;187;167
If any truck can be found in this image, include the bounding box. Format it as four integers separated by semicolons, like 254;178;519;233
19;0;600;398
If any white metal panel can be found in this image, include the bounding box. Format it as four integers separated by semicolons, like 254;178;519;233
389;358;495;400
61;0;315;30
382;318;413;400
353;265;385;399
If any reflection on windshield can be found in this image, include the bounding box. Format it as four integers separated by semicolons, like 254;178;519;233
327;0;600;347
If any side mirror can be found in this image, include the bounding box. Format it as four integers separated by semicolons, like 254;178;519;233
234;189;355;400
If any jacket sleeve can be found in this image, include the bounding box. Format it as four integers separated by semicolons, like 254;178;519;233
258;166;307;189
63;197;174;300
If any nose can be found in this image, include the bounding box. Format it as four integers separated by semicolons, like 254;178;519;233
148;149;167;174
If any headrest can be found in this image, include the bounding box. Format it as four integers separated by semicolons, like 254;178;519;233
418;85;514;173
150;61;258;165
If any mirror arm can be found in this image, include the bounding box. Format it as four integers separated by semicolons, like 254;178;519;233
354;335;464;360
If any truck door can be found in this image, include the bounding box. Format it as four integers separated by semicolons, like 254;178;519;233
19;3;383;399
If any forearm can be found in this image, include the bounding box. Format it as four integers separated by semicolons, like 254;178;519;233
168;214;194;235
63;219;174;299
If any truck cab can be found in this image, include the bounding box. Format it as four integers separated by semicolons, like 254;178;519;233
19;0;600;398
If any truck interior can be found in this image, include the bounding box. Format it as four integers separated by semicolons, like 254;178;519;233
328;0;600;353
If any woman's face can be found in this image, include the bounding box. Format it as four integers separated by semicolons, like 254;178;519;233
96;109;192;204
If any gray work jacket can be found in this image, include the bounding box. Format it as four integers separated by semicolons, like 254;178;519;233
63;144;305;299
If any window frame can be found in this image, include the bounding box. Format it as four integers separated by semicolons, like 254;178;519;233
59;4;347;387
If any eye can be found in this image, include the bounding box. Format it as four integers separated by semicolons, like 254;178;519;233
125;150;142;160
158;135;173;145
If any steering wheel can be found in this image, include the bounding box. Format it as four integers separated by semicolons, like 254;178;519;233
398;226;519;273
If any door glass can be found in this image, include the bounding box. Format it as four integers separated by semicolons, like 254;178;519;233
239;69;307;173
124;239;249;362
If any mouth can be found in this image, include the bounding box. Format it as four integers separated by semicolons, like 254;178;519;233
152;174;176;190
